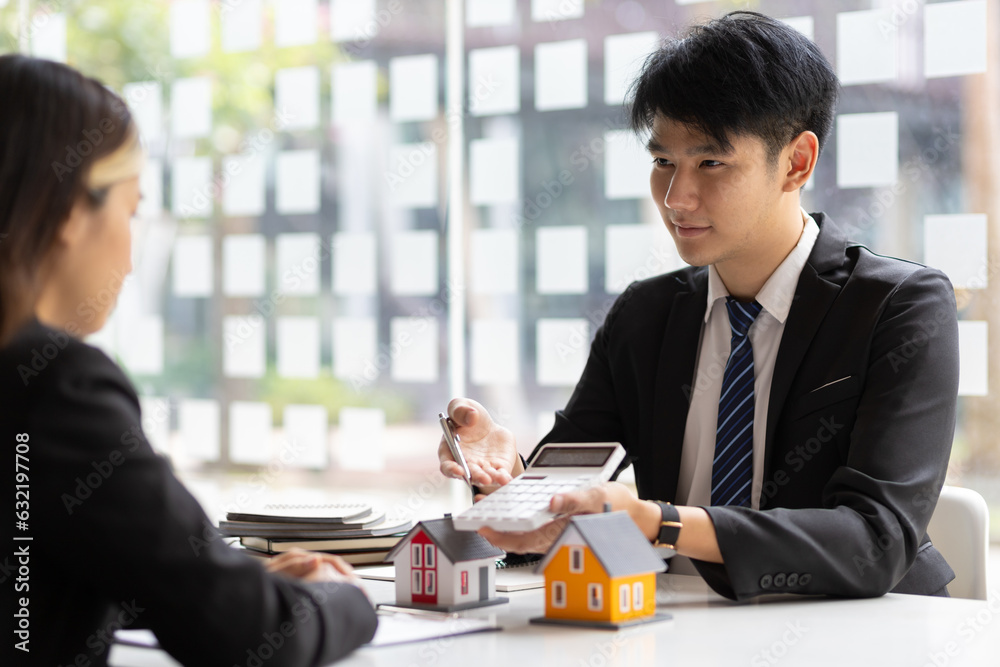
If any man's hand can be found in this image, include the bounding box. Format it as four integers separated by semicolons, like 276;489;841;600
438;398;523;491
477;481;656;554
477;481;722;562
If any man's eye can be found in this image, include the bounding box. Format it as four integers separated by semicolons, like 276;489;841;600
702;160;723;167
652;157;672;167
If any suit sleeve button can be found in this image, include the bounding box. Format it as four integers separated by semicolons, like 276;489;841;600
760;574;773;589
786;573;799;587
799;573;812;586
773;573;787;587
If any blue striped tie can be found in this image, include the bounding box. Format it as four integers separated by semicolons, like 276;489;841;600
712;297;763;507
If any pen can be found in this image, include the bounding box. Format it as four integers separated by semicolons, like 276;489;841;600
438;412;473;495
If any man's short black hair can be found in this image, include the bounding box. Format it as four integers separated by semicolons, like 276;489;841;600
628;11;840;162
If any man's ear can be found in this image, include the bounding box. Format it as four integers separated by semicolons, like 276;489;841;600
782;131;819;192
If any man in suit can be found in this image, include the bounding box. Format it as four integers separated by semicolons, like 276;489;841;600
439;11;959;601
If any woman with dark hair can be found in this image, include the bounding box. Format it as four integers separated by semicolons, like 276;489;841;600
0;55;376;665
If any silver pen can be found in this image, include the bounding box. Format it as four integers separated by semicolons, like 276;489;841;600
438;412;473;495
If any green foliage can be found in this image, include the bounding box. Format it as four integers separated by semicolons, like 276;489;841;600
258;369;413;426
128;332;216;398
50;1;168;88
0;4;19;54
49;0;410;427
59;0;364;144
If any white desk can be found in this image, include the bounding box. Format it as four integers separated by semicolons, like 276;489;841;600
109;574;1000;666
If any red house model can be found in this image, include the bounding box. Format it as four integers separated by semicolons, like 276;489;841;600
384;516;508;611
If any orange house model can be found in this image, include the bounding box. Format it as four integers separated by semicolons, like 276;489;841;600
530;511;668;629
384;516;508;612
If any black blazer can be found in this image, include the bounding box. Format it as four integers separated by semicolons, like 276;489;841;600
0;318;376;666
534;213;958;601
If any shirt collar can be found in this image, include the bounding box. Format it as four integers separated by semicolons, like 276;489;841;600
704;209;820;324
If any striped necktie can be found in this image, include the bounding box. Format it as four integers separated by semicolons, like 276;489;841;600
712;297;763;507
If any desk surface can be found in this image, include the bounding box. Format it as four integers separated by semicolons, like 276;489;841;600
109;573;1000;666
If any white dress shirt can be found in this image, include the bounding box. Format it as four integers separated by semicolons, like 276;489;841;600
675;210;820;511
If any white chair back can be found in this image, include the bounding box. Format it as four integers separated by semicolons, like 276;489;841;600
927;485;990;600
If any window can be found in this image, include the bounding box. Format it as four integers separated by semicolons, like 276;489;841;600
619;583;630;613
38;0;1000;551
461;570;469;595
411;544;422;568
412;570;422;595
569;546;584;573
587;583;603;612
425;570;436;595
633;581;643;611
552;581;567;608
424;544;435;568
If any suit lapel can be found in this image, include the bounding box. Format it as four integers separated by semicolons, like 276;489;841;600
650;272;707;502
763;213;849;476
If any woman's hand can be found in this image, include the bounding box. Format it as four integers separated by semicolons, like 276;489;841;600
265;549;362;585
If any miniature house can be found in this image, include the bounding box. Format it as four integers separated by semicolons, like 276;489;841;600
533;511;667;627
384;516;507;611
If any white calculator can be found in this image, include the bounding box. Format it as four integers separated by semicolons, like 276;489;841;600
452;442;626;532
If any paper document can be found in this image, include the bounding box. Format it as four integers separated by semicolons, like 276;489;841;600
113;629;160;648
368;611;499;647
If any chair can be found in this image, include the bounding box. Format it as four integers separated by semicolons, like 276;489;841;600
926;485;990;600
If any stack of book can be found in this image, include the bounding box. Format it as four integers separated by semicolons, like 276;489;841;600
220;501;412;565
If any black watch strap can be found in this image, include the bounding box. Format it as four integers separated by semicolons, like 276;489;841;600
653;501;682;549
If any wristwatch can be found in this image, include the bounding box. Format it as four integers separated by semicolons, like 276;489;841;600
652;501;683;549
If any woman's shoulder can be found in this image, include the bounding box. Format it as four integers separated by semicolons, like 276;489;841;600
1;318;148;469
1;317;136;402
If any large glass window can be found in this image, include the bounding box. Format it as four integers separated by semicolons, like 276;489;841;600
5;0;998;544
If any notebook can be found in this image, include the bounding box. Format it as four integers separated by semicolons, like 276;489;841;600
239;533;404;553
218;513;389;537
226;501;373;525
221;515;411;540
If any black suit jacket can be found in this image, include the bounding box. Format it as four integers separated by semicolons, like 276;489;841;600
533;213;958;601
0;318;376;666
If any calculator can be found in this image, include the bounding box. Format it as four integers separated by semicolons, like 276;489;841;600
452;442;626;532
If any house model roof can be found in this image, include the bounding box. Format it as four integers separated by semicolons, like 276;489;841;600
535;511;667;578
385;516;505;564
